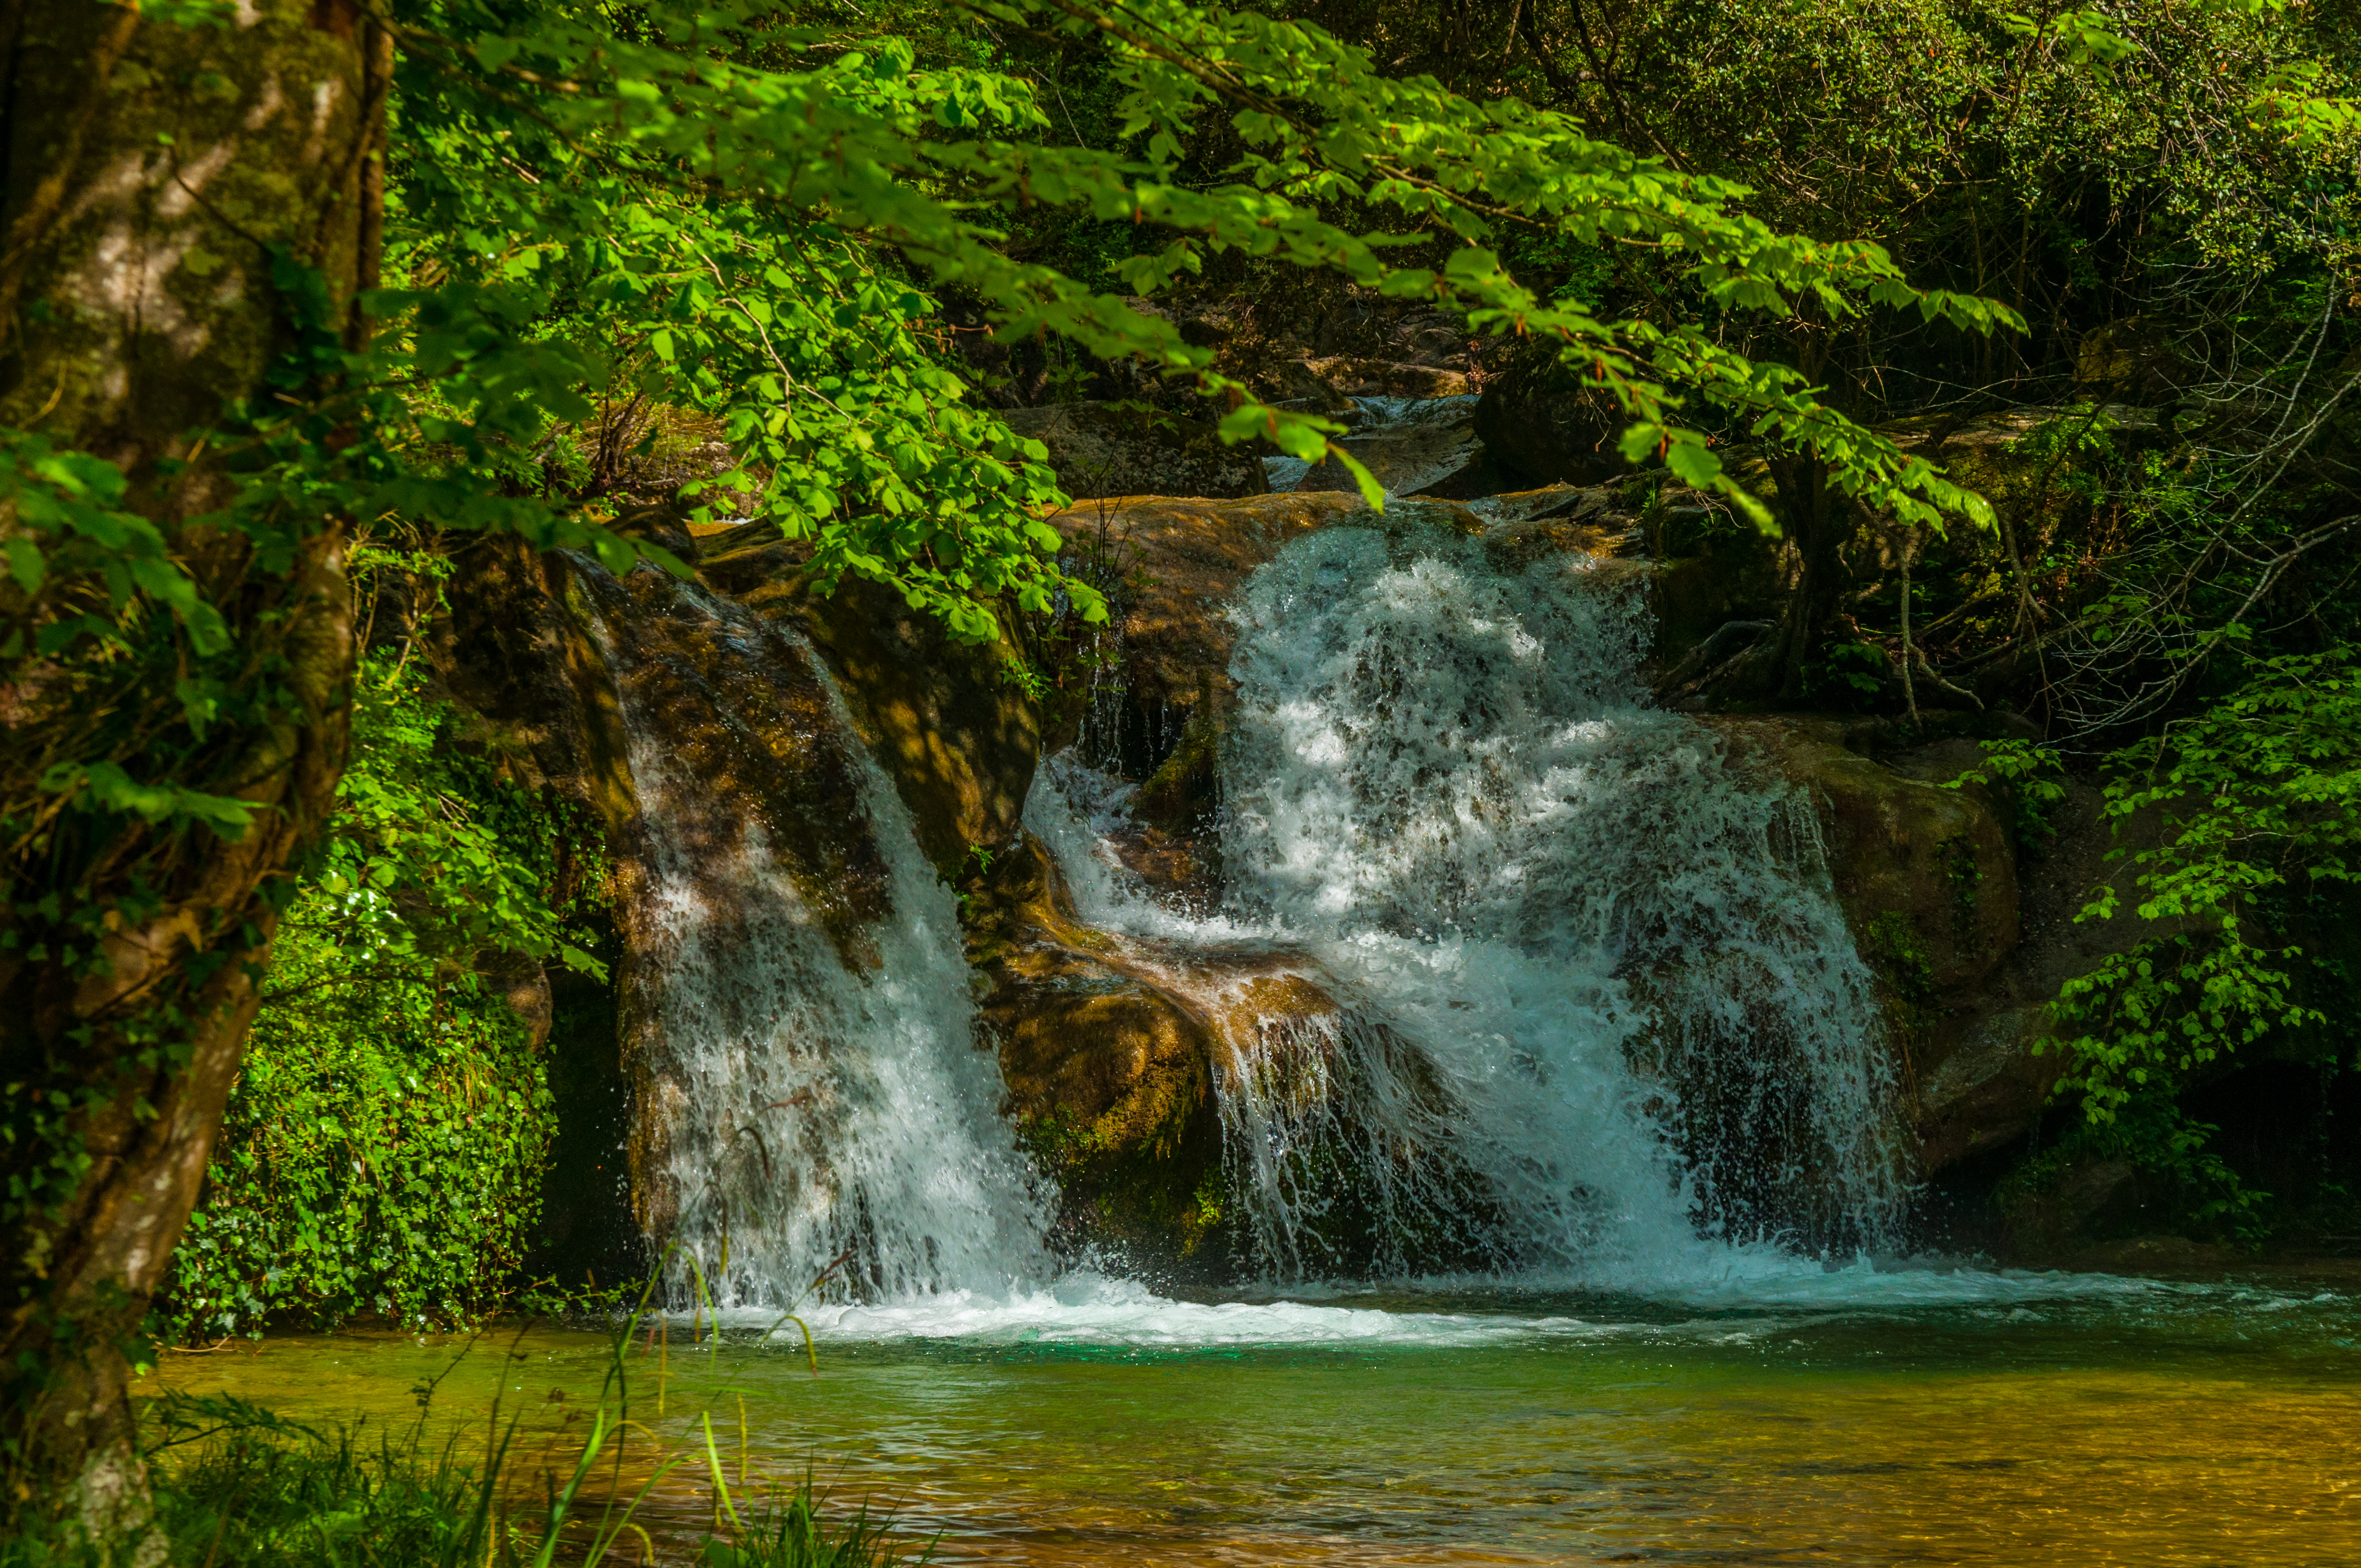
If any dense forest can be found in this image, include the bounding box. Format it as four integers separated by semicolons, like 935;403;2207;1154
1;0;2355;1558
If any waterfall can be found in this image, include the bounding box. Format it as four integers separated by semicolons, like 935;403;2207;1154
1029;518;1906;1284
579;561;1047;1307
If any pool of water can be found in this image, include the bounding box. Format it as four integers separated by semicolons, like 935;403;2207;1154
153;1266;2361;1565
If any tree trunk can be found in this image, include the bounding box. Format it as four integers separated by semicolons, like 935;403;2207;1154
1764;454;1858;701
0;0;378;1533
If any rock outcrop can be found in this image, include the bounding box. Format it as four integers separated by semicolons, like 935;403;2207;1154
1003;401;1269;500
431;462;2193;1277
701;528;1042;879
964;840;1230;1271
1048;491;1374;779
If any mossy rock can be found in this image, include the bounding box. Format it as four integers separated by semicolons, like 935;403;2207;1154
1004;400;1270;500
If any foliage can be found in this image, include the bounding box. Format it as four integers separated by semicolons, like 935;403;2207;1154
1996;1094;2269;1246
2020;649;2361;1210
0;1384;918;1568
1944;737;2070;853
161;987;552;1340
1292;0;2358;346
159;623;605;1340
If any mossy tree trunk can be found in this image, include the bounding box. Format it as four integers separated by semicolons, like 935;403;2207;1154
0;0;381;1533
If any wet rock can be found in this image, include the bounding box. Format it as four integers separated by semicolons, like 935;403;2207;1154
2059;1232;2240;1273
581;557;897;968
967;840;1234;1272
1470;341;1633;487
1283;397;1483;496
702;532;1044;879
1052;491;1373;727
1263;358;1359;414
1716;717;2021;996
1050;489;1486;894
1004;401;1269;500
1709;716;2057;1174
970;832;1483;1278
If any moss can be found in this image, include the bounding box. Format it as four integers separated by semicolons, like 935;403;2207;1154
1859;910;1942;1090
1024;1090;1227;1260
1940;832;1983;939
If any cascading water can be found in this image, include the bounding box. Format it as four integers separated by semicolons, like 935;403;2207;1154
1265;394;1482;497
1027;515;1907;1286
578;560;1047;1306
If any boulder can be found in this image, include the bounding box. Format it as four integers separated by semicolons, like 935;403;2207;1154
1913;1005;2063;1169
1644;503;1790;678
1470;341;1631;487
964;838;1291;1273
422;533;638;841
2075;317;2190;403
1709;716;2065;1173
1296;356;1470;399
1003;401;1269;500
1283;399;1483;497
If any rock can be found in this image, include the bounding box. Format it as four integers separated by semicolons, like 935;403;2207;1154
1645;503;1789;678
1716;717;2021;995
422;535;638;841
1297;356;1470;399
1004;401;1269;500
1407;444;1531;500
1053;491;1373;729
1283;401;1482;496
970;834;1487;1277
702;531;1044;879
476;950;554;1048
1914;1005;2063;1169
2075;317;2189;402
1048;489;1488;891
964;839;1243;1272
527;932;642;1286
1710;716;2053;1175
1470;341;1631;487
2003;1155;2143;1254
428;538;645;1282
1263;358;1359;414
2061;1233;2240;1273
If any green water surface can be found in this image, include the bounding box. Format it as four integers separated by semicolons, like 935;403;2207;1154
155;1275;2361;1565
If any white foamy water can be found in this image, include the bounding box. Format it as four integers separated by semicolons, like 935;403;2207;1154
683;1261;2172;1351
581;564;1048;1309
1027;522;1906;1288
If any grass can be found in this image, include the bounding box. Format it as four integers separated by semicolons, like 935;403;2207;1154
1;1386;920;1568
8;1257;888;1566
2;1388;921;1568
